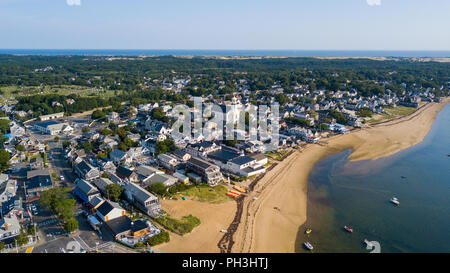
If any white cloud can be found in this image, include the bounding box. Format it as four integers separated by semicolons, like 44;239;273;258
366;0;381;6
66;0;81;6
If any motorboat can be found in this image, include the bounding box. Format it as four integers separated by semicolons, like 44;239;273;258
303;242;314;250
344;226;353;233
390;197;400;206
305;228;312;235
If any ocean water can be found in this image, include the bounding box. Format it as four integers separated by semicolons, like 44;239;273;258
0;49;450;57
297;104;450;253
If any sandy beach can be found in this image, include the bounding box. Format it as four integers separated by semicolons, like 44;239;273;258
156;199;236;253
232;98;450;253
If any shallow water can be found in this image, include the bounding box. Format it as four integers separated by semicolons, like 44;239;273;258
297;104;450;253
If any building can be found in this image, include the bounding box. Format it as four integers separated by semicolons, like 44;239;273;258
73;179;101;204
248;153;268;166
110;149;130;165
227;156;266;177
105;216;157;247
96;200;127;222
0;175;16;203
74;160;100;181
25;169;53;198
186;157;223;185
0;215;21;242
116;166;139;183
29;157;44;170
157;153;178;170
34;121;73;135
144;173;178;187
92;177;114;195
39;112;64;121
123;182;160;217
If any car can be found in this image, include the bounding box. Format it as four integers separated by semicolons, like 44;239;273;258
60;175;64;180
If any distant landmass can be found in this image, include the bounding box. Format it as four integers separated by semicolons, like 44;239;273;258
1;49;450;58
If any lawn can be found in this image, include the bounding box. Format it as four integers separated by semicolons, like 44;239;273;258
177;184;230;203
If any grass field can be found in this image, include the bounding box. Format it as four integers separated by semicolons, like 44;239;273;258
0;85;117;101
177;184;230;203
154;215;201;236
367;105;418;124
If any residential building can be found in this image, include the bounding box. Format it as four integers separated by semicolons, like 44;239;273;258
73;179;101;204
96;200;127;222
74;160;100;181
123;182;161;217
186;157;223;185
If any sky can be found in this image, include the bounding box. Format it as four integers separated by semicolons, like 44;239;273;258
0;0;449;50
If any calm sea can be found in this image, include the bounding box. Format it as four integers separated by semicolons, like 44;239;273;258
0;49;450;57
297;104;450;253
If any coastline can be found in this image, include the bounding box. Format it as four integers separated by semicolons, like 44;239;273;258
232;98;450;253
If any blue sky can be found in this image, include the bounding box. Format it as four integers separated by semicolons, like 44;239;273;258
1;0;449;50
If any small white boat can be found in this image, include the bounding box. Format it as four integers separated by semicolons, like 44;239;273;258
390;197;400;206
364;239;373;248
303;242;314;250
220;229;228;233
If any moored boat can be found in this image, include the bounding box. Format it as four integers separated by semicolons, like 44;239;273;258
305;228;312;235
390;197;400;206
344;226;353;233
303;242;314;250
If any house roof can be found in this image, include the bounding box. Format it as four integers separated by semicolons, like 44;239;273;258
110;149;127;159
97;200;123;217
105;215;132;236
230;156;255;166
124;182;157;203
75;179;98;196
135;165;161;177
26;175;52;190
75;160;96;175
208;149;241;163
89;196;105;208
147;173;175;184
116;166;134;178
187;157;215;170
27;169;50;179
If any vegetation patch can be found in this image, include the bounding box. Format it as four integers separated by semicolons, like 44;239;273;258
154;215;201;236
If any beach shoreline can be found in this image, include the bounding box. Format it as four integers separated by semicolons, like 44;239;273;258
231;97;450;253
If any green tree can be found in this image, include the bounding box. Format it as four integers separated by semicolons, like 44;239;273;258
0;149;10;172
146;230;170;246
16;231;29;246
15;144;25;152
82;127;90;134
0;119;10;134
64;218;79;233
155;139;176;155
105;183;124;202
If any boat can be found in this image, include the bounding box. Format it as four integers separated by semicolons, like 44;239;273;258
364;239;373;248
303;242;314;250
344;226;353;233
220;229;228;233
305;228;312;235
401;176;407;179
390;197;400;206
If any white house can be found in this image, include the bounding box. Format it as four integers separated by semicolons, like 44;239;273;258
96;200;127;222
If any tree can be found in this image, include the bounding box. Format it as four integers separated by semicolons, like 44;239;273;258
91;110;106;120
0;119;10;134
15;144;25;152
105;184;123;202
16;231;29;246
54;136;59;142
0;242;5;251
82;127;90;134
155;139;176;155
146;182;168;196
0;149;10;172
64;218;79;233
